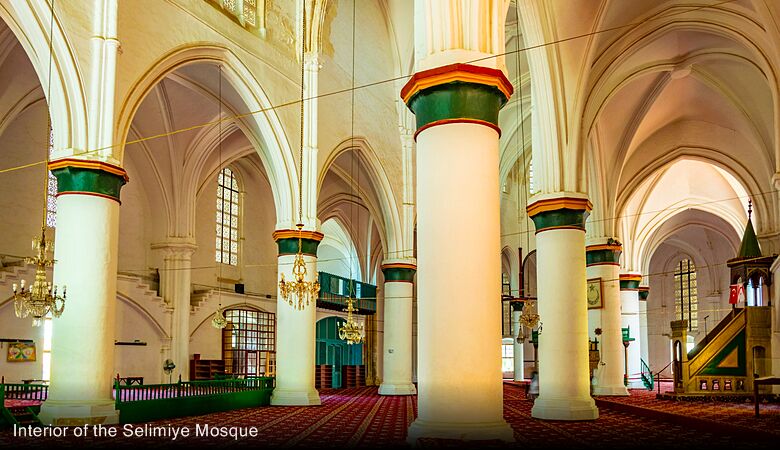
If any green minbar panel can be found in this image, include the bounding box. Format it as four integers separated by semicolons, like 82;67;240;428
51;166;127;202
698;330;746;376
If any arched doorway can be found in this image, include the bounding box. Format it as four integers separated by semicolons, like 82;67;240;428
316;317;363;388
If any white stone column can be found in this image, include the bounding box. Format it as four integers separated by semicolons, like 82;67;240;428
620;273;643;388
404;1;514;441
270;229;323;406
38;0;124;425
152;239;197;381
586;241;628;396
527;194;598;420
403;68;514;442
512;305;524;381
639;286;650;371
40;161;128;425
379;261;416;395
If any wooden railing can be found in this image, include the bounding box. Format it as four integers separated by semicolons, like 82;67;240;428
1;379;48;403
114;376;275;423
318;272;377;314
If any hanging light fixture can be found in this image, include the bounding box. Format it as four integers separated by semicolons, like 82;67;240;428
514;5;538;337
337;0;362;345
212;64;228;329
338;293;363;345
12;0;65;327
278;1;320;310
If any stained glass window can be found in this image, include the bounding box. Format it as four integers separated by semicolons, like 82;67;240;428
674;259;698;333
216;167;239;265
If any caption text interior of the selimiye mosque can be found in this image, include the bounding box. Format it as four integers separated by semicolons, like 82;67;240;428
0;0;778;448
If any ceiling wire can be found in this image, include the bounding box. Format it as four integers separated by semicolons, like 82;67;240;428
0;0;739;176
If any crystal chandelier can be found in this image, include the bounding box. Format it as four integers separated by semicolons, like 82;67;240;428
12;2;66;328
279;224;321;310
13;227;66;327
338;297;363;345
518;299;540;330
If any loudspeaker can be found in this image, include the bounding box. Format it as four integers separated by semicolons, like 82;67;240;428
235;283;245;294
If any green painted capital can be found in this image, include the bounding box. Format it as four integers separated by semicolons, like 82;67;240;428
382;265;416;282
638;287;650;300
620;279;641;290
530;208;588;233
586;247;622;266
275;238;320;257
51;166;127;203
511;301;525;312
407;82;508;135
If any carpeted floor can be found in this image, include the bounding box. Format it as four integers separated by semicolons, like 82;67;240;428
594;382;780;438
1;384;776;449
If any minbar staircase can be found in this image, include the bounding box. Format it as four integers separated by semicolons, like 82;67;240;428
670;307;772;396
2;407;43;429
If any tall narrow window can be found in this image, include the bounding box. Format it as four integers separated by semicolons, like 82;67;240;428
674;259;698;333
527;160;535;194
216;167;239;265
46;129;57;228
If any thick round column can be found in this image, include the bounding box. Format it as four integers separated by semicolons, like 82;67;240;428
638;286;650;368
586;242;628;396
270;230;323;406
511;304;524;381
39;159;127;425
379;262;417;396
403;64;514;443
528;195;598;420
620;273;643;388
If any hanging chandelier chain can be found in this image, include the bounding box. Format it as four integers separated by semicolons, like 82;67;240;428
297;0;306;224
212;64;228;329
40;0;56;232
338;0;363;345
278;0;320;311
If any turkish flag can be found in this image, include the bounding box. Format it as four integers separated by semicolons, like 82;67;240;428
729;284;745;304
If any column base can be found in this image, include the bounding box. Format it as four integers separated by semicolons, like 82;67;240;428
378;382;417;396
592;385;629;396
531;397;599;421
38;400;119;426
627;380;645;389
270;388;321;406
406;418;515;444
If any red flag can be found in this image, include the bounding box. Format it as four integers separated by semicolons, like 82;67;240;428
728;284;745;305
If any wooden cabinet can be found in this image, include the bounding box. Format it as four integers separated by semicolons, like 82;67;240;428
315;364;333;389
342;365;366;388
190;355;226;380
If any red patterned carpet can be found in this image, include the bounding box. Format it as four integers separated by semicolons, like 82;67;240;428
593;382;780;438
1;384;776;449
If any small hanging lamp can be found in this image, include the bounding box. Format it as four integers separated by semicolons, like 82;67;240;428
211;64;228;330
